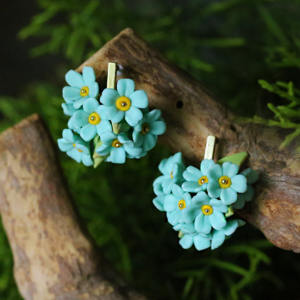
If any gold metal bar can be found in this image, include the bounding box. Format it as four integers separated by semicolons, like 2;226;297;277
204;135;216;160
107;62;116;89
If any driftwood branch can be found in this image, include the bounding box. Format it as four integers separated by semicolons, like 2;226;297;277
1;26;300;299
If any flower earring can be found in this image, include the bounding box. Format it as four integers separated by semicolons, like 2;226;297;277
58;62;166;166
153;136;258;251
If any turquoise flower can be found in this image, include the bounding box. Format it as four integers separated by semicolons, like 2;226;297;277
100;79;148;126
72;98;112;142
57;129;93;166
173;223;212;251
63;66;99;109
164;184;192;226
233;168;258;209
96;132;142;164
133;109;166;152
182;159;215;193
183;191;227;234
154;153;186;194
152;176;166;212
68;115;81;134
62;103;77;116
211;219;245;250
207;162;247;205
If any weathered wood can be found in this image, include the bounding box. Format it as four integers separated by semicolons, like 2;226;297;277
77;28;300;252
0;114;146;300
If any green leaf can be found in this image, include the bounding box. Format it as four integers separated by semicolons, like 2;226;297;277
217;152;248;167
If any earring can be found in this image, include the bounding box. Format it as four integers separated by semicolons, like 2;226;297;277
58;62;166;167
153;136;258;251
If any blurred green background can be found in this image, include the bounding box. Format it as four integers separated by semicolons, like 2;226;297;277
1;0;300;299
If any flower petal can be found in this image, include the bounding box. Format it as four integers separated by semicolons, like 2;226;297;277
100;88;119;106
82;66;96;85
101;132;117;145
220;187;237;205
241;168;259;184
223;162;239;178
124;145;142;157
106;106;119;120
244;185;254;201
80;123;97;142
110;147;126;164
125;106;143;126
67;148;82;163
62;129;76;143
182;205;201;223
211;230;226;250
179;235;194;249
65;70;84;88
174;223;196;234
233;194;246;209
195;213;212;234
130;90;148;108
209;199;228;213
149;121;166;135
207;164;222;181
82;154;93;166
96;120;113;135
231;175;247;193
153;195;165;211
192;191;210;205
145;109;161;123
167;210;181;226
96;105;108;120
96;144;111;156
182;181;202;193
62;103;77;116
57;139;73;152
83;97;99;114
143;133;156;151
88;82;99;98
164;195;178;211
209;211;226;230
73;97;87;109
133;130;144;147
207;181;221;198
73;110;89;127
194;235;211;251
172;184;184;199
117;78;135;97
200;159;215;175
112;110;125;123
222;220;238;236
63;86;81;101
162;178;174;194
75;141;89;155
158;158;168;175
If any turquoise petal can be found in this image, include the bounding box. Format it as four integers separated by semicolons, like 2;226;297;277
220;187;237;205
183;192;192;203
172;163;179;178
159;158;168;175
183;166;201;181
195;213;212;234
194;235;211;251
192;191;210;205
63;86;81;101
82;66;96;85
80;123;97;142
75;141;89;155
167;210;181;225
179;235;194;249
88;82;99;98
133;130;144;147
117;79;135;97
65;70;84;88
244;185;254;201
153;195;165;211
73;97;87;109
83;97;99;114
68;117;81;134
118;132;131;144
134;119;144;132
112;110;125;123
222;220;238;236
145;109;161;123
223;162;239;178
67;148;82;163
106;106;119;119
182;205;201;223
149;121;166;135
172;184;184;199
241;168;259;184
211;230;226;250
96;120;112;135
125;106;143;126
57;139;73;152
209;211;226;230
209;199;228;213
164;195;178;211
200;159;215;175
165;156;175;174
124;145;142;157
130;90;148;108
96;144;111;156
162;178;174;194
100;88;119;106
207;181;221;198
101;132;117;145
207;164;222;181
231;175;247;193
73;110;89;127
143;133;156;151
153;175;166;186
110;147;126;164
174;223;196;234
233;194;246;209
173;152;183;165
62;103;77;116
82;154;93;166
62;129;76;143
182;181;202;193
96;105;108;120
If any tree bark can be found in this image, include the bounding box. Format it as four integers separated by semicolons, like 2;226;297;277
1;26;300;300
0;114;146;300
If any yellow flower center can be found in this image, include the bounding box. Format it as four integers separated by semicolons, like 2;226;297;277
178;200;186;210
198;175;209;186
219;176;231;189
73;143;82;153
80;86;89;97
111;139;123;148
170;171;174;179
116;96;131;111
202;205;213;215
141;123;150;135
88;112;101;125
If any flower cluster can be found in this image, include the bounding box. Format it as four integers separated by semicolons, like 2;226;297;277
58;66;166;166
153;153;258;251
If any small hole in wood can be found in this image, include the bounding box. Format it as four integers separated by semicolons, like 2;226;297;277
176;100;184;109
230;124;237;132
